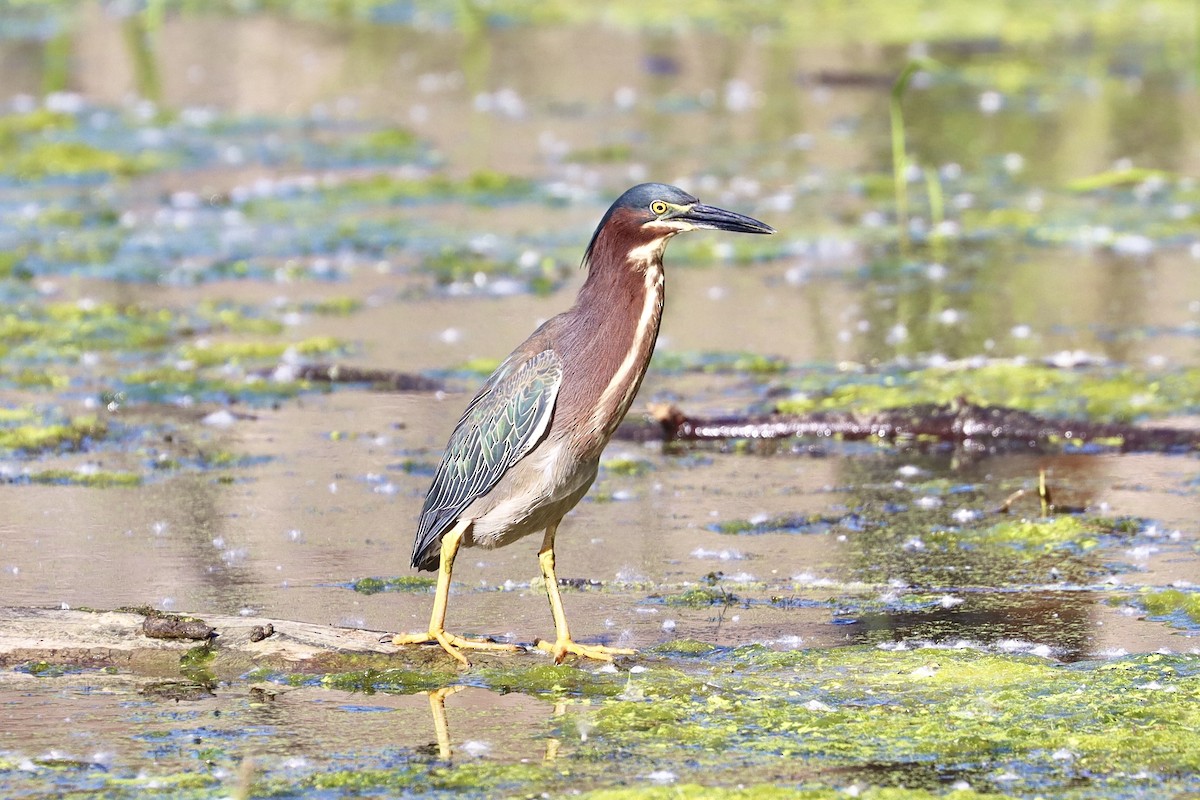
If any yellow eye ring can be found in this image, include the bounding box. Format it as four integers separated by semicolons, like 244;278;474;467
650;201;669;216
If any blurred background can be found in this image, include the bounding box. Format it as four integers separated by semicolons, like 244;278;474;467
2;3;1198;368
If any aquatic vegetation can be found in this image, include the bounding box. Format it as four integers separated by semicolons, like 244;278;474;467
0;251;25;280
114;367;312;406
7;140;158;178
318;666;461;694
178;643;217;686
708;514;836;535
178;336;346;367
400;242;571;293
473;663;628;698
30;202;118;228
316;170;536;207
195;302;286;335
650;639;723;658
581;788;1014;800
271;760;559;796
0;414;105;453
0;407;35;424
26;468;142;487
0;301;173;354
292;765;426;792
566;143;635;164
1140;588;1200;627
301;296;362;316
351;575;437;595
103;773;217;792
0;300;348;409
0;107;155;178
1066;167;1174;193
0;108;76;144
18;660;69;677
778;363;1200;423
600;456;654;477
453;357;504;377
235;647;1196;797
0;300;309;367
652;351;790;375
13;0;1188;47
422;247;517;286
341;126;422;159
581;648;1200;795
656;586;741;608
968;516;1102;552
820;471;1150;590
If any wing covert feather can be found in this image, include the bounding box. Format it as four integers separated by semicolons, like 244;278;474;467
410;350;563;569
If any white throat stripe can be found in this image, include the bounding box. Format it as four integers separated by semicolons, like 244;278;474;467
590;262;664;432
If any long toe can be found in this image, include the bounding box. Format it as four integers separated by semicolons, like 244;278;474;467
441;632;522;653
536;638;636;664
392;631;437;646
392;630;470;666
394;630;520;667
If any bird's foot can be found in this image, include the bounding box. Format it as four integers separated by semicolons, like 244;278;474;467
393;630;520;667
534;637;636;665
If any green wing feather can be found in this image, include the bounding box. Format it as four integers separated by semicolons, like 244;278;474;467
411;350;563;570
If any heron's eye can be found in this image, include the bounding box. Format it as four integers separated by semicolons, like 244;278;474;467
650;201;669;216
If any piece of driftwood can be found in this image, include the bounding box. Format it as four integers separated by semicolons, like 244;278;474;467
0;607;520;676
613;401;1200;453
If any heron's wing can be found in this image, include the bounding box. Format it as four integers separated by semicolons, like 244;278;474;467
410;350;563;570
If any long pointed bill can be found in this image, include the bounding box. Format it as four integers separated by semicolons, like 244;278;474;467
681;203;775;234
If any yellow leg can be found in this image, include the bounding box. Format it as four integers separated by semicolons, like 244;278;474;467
534;523;635;664
393;520;519;666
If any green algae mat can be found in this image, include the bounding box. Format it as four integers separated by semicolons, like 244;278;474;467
3;646;1197;798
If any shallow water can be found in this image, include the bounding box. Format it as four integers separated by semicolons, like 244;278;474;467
1;3;1199;798
3;391;1195;654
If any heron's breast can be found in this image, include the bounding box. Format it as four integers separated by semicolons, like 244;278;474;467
466;439;598;545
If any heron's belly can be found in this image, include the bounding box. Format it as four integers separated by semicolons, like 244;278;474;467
464;440;598;549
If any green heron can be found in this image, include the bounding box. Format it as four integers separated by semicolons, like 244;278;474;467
395;183;774;665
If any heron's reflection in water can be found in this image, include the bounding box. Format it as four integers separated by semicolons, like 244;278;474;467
426;686;463;760
423;685;575;762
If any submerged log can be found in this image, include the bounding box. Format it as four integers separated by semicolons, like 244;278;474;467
613;401;1200;453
